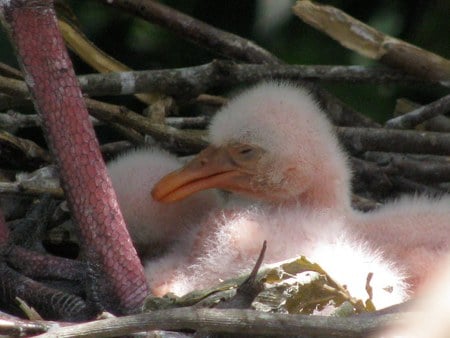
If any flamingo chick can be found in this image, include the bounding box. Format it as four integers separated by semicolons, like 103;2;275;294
107;148;221;258
151;82;450;307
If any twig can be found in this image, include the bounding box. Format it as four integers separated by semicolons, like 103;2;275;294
34;307;405;338
57;11;160;106
0;109;139;146
0;181;63;198
293;1;450;86
338;127;450;156
100;141;133;159
385;94;450;129
351;194;380;212
0;74;29;98
0;111;101;132
0;316;52;336
0;93;30;111
166;116;210;129
106;122;145;145
0;62;22;79
196;94;228;106
351;157;393;200
215;241;267;310
364;151;450;184
85;98;208;154
77;63;430;99
390;176;447;196
0;111;39;131
0;130;52;164
98;0;282;65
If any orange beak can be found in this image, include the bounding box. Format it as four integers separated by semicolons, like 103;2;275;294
152;144;260;203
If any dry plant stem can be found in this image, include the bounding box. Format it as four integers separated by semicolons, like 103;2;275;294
0;181;57;200
394;98;450;132
0;93;30;111
57;14;160;106
0;0;147;314
0;109;140;144
34;308;405;338
0;112;40;130
293;1;450;85
338;127;450;156
0;62;22;79
215;241;267;310
364;151;450;184
0;73;28;98
0;112;102;130
0;63;399;128
0;207;9;246
316;87;378;127
86;98;208;154
77;63;429;99
98;0;281;65
391;176;446;196
100;141;133;158
385;94;450;129
106;121;144;145
0;130;52;163
0;316;50;336
166;116;209;129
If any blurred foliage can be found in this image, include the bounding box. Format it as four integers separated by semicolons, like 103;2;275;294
0;0;448;122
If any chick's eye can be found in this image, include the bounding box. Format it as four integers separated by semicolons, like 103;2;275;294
239;148;253;155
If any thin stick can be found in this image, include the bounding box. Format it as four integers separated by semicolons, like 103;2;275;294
35;307;405;338
98;0;281;65
386;94;450;129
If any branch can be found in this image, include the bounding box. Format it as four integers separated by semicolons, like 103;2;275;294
385;94;450;129
85;98;207;154
0;130;52;165
77;63;431;99
338;127;450;156
0;111;102;133
0;62;22;79
35;308;405;338
98;0;281;65
364;151;450;184
293;1;450;86
0;181;63;198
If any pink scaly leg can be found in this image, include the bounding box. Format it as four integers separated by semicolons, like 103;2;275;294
0;0;148;315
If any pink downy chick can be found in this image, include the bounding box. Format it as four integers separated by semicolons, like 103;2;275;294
107;147;221;258
149;82;409;309
152;82;450;301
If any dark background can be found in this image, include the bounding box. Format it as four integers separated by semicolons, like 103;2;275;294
1;0;448;121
